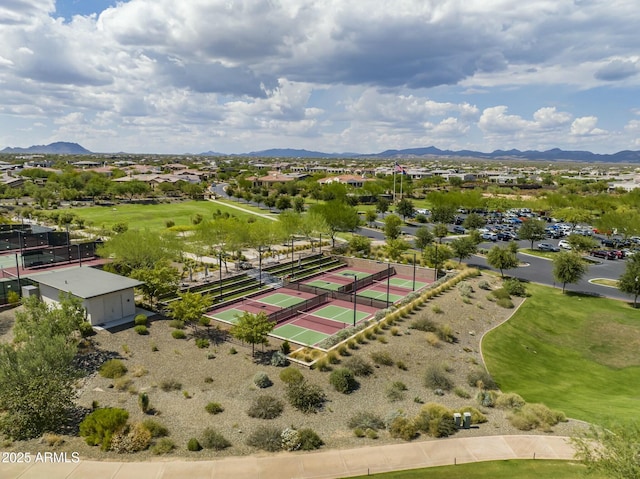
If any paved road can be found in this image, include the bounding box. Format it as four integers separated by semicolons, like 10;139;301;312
1;435;575;479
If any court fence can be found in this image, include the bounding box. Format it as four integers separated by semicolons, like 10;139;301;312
268;292;329;324
337;267;396;293
284;279;389;309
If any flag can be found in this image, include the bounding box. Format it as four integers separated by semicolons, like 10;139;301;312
394;162;407;175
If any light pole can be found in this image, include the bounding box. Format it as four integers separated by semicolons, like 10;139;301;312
434;242;439;281
258;246;264;287
386;262;391;307
218;252;223;300
345;273;358;326
412;252;417;291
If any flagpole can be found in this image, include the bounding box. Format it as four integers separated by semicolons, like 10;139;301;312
400;170;403;201
393;169;396;203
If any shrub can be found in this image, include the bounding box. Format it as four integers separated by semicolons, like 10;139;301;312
386;381;407;402
496;298;515;308
370;351;394;366
201;427;231;450
187;438;201;451
159;379;182;392
172;330;186;339
247;395;284;419
298;428;324;450
142;419;168;438
409;316;436;332
435;323;456;343
253;372;272;389
476;390;499;408
279;367;304;385
348;411;385;431
270;351;289;367
280;340;291;355
79;321;95;337
424;364;453;391
489;288;511;300
79;408;129;451
496;392;526;410
286;380;325;413
414;403;456;438
133;325;148;335
110;422;152;453
503;278;527;297
508;403;566;432
390;327;400;336
195;338;209;349
313;357;331;372
453;387;471;399
388;417;418;441
246;425;282;452
329;368;357;394
169;319;184;329
281;427;300;451
467;370;498;390
478;280;491;290
114;377;133;392
138;393;150;413
342;357;373;377
6;290;20;305
199;317;210;327
456;406;487;424
396;360;408;371
458;283;473;298
425;332;440;347
432;305;443;314
134;314;147;326
205;402;224;415
99;359;127;379
327;351;340;364
151;438;175;455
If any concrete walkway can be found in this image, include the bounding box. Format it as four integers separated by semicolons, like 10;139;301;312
2;435;575;479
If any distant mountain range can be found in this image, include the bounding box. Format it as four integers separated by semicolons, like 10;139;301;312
1;142;92;155
3;142;640;163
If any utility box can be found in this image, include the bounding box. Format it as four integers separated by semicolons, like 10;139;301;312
453;413;462;428
21;285;39;298
463;412;472;429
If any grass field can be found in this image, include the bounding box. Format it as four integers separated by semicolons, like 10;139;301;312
73;200;267;231
483;283;640;422
347;460;602;479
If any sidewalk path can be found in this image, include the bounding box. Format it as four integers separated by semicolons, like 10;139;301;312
2;435;575;479
208;198;279;221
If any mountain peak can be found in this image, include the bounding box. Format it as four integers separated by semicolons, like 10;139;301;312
1;142;92;154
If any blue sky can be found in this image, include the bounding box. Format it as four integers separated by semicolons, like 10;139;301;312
1;1;639;155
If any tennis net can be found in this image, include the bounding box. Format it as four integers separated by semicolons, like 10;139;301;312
241;297;281;313
269;293;329;324
370;280;414;294
292;309;349;330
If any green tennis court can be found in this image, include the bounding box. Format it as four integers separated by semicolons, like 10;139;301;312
358;288;404;303
305;279;343;291
254;292;306;308
389;277;428;290
272;324;330;346
208;308;245;324
310;305;370;325
336;269;370;279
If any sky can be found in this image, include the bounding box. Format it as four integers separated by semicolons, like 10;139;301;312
1;1;639;155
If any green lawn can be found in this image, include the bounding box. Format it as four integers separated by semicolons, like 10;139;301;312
347;460;602;479
73;201;267;231
483;283;640;422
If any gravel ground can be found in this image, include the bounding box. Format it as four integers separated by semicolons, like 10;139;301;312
1;273;584;459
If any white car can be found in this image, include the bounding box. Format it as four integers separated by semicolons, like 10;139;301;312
558;240;571;250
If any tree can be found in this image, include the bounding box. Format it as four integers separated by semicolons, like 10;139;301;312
450;236;478;265
375;197;390;217
430;205;456;225
618;254;640;307
395;198;414;220
462;213;485;230
349;235;372;256
130;261;181;308
230;311;274;357
552;252;587;293
275;195;292;211
13;294;86;344
518;219;547;250
422;244;453;270
97;230;180;275
432;223;449;243
386;238;410;261
597;210;640;239
414;226;434;250
167;292;213;329
309;201;360;247
365;210;378;227
486;245;519;278
566;233;598;253
383;214;403;240
293;196;305;213
572;420;640;479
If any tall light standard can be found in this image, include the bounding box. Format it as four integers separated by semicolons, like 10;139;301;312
258;246;265;287
386;262;391;307
345;273;358;326
434;242;439;281
412;252;417;291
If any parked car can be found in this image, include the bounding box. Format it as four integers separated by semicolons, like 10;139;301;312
452;225;466;234
558;240;571;250
482;232;498;242
537;243;560;252
590;250;617;260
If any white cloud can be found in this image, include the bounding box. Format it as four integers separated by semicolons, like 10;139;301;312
570;116;607;136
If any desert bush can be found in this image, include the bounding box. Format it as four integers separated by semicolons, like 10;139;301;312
456;406;487;424
99;359;127;379
280;340;291;355
253;372;272;388
348;411;385;431
476;390;499;408
390;327;400;336
281;427;300;451
195;338;210;349
453;387;471;399
270;351;289;367
329;368;357;394
110;422;152;453
138;393;150;413
114;377;133;392
134;314;147;326
386;381;407;402
496;298;515;308
424;364;453;391
388;417;418;441
297;428;324;450
313;357;331;372
396;360;408;370
508;403;566;432
247;395;284;419
79;321;95;337
151;438;175;455
458;283;473;298
169;319;184;329
432;305;443;314
478;280;491;290
279;367;304;385
159;379;182;392
370;351;394;366
187;438;201;451
246;425;282;452
496;392;526;410
327;351;340;364
489;288;511;300
353;427;366;437
199;316;210;327
286;381;325;413
467;370;498;390
40;433;64;446
201;427;231;450
414;403;456;438
205;402;224;415
79;408;128;451
131;365;148;377
503;278;527;297
410;316;436;332
142;419;168;438
172;330;186;339
425;332;440;347
342;356;373;377
435;323;456;343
